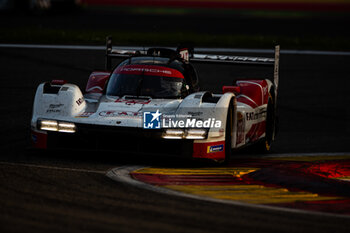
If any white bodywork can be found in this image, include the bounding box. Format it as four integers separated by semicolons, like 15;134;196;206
31;80;270;150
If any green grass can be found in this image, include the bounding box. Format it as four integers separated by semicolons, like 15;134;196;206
1;27;349;51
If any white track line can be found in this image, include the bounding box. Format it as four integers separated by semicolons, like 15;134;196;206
1;43;350;56
0;161;105;174
107;164;350;220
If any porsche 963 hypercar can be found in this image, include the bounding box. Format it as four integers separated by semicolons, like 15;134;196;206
31;37;280;162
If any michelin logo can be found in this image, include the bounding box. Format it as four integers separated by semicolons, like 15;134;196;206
143;110;162;129
207;144;224;153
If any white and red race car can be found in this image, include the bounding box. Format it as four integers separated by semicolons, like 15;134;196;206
31;37;280;162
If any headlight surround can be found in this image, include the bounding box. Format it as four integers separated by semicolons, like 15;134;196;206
162;129;208;139
38;119;76;133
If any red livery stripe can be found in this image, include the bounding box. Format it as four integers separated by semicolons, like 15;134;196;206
31;130;47;149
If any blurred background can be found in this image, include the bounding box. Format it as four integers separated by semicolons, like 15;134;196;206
1;0;350;50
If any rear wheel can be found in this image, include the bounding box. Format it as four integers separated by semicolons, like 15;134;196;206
257;93;275;152
224;100;233;164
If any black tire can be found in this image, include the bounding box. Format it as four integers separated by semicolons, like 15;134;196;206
256;93;275;152
224;100;233;164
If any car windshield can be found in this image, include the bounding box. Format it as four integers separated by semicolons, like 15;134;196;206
106;65;186;98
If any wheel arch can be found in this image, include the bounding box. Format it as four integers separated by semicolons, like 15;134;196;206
216;93;237;151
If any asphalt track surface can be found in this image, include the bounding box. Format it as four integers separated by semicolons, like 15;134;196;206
0;46;349;233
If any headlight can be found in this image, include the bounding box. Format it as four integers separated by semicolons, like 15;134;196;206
162;129;185;139
38;119;76;133
185;129;207;139
39;120;58;131
162;129;207;139
57;122;76;133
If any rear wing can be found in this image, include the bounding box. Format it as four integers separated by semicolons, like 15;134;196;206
105;36;280;103
191;53;275;65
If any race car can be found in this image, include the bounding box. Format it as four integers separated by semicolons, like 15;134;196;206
31;37;280;162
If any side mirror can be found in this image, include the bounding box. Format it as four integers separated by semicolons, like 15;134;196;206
222;86;240;94
85;71;110;94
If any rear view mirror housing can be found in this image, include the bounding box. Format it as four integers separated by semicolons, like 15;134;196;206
222;86;240;94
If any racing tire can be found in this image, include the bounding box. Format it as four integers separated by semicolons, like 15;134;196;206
224;99;234;164
256;93;275;152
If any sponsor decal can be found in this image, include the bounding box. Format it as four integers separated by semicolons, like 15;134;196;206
246;111;266;121
115;65;184;79
46;109;61;113
143;110;162;129
207;144;224;153
115;98;151;105
49;104;64;108
120;67;172;75
46;103;64;113
76;112;94;118
76;97;84;106
99;111;141;118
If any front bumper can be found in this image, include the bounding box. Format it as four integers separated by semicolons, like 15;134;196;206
34;124;194;157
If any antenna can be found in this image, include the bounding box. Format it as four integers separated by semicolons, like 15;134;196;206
105;35;112;70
